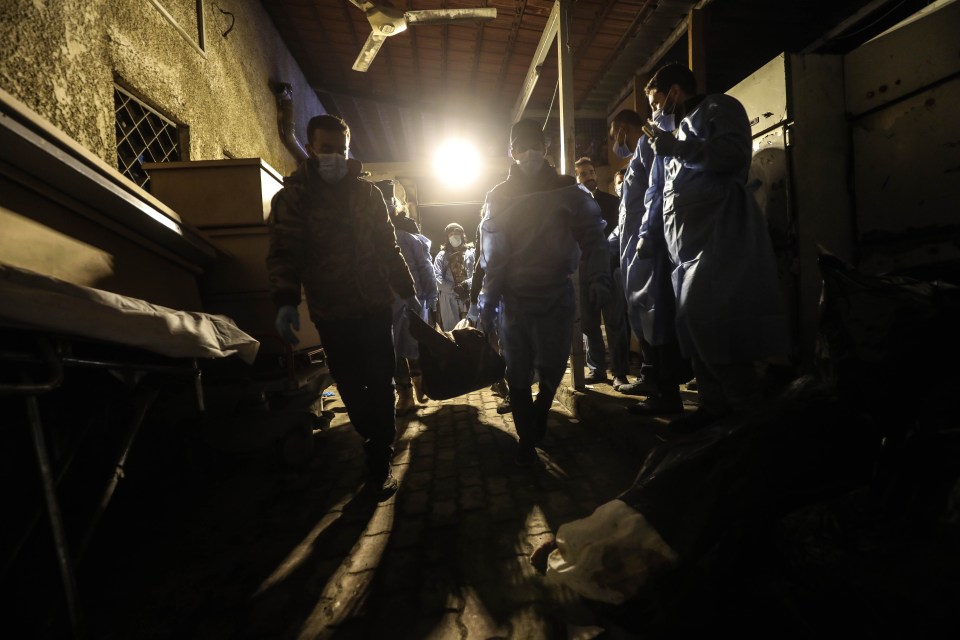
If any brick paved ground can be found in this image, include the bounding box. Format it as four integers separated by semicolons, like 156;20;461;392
80;375;697;639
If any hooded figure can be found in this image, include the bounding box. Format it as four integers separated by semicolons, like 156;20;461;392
433;222;476;331
478;118;611;466
380;180;439;414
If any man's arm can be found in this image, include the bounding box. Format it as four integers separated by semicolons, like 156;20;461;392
670;96;752;174
369;185;416;300
434;251;456;293
266;188;305;309
478;211;510;313
570;192;612;290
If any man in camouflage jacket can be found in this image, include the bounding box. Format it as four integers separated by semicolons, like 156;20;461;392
268;114;416;497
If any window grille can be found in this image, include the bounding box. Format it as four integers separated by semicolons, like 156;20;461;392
114;86;182;190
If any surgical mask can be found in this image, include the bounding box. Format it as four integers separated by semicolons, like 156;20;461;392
650;108;677;133
515;149;545;174
612;129;633;159
449;235;463;248
315;153;347;183
615;183;623;198
650;91;678;132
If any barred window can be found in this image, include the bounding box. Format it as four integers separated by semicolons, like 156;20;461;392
114;85;184;190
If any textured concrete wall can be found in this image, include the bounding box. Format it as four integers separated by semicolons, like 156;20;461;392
0;0;323;176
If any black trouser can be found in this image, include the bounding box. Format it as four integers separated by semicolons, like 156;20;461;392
315;308;396;474
638;336;692;399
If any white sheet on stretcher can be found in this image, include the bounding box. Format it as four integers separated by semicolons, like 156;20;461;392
0;264;259;363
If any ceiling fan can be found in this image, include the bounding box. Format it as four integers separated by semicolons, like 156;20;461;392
348;1;497;72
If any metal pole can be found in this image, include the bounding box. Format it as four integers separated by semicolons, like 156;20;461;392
557;0;585;390
26;395;82;635
511;2;560;122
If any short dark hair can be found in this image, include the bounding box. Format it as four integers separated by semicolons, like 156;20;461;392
611;109;644;129
646;63;697;95
574;157;594;169
616;167;627;178
307;114;350;147
510;119;544;147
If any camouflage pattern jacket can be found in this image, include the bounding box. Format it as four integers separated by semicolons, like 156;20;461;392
267;157;415;321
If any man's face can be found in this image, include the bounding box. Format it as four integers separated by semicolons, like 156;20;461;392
614;173;624;196
609;122;640;154
510;137;545;161
307;129;348;157
647;87;674;116
575;163;597;192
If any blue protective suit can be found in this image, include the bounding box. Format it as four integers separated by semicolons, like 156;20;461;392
662;94;789;364
479;162;609;447
392;228;438;359
618;134;658;344
434;245;476;331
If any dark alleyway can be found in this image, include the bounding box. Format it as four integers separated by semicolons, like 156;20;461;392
78;377;681;639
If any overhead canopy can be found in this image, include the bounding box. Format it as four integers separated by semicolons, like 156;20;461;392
261;0;932;164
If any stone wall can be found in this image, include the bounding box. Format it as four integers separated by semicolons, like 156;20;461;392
0;0;323;177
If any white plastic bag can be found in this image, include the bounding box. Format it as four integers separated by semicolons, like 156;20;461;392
545;500;678;604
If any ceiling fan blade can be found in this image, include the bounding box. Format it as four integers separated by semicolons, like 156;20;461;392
404;8;497;26
352;31;387;72
347;0;376;11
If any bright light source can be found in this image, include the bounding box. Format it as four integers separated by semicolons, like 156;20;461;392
433;139;482;187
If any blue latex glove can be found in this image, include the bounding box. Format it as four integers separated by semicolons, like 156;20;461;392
635;236;653;259
648;126;678;157
466;302;480;324
275;305;300;346
479;303;498;334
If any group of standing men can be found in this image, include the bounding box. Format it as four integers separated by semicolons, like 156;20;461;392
265;61;789;490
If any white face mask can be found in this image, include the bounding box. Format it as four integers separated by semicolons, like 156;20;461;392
449;235;463;248
315;153;347;183
650;90;679;132
613;129;633;159
515;149;545;174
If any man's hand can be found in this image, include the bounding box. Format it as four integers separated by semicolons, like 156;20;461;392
649;128;678;157
635;236;653;259
454;280;471;300
479;303;498;334
466;302;480;325
588;281;612;308
403;295;422;313
275;305;300;346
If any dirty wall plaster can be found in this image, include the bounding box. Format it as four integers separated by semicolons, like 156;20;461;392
0;0;323;177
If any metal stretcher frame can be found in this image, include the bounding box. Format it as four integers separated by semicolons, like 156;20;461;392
0;332;205;636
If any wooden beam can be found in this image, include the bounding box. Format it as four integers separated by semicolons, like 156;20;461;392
495;0;529;106
511;1;559;122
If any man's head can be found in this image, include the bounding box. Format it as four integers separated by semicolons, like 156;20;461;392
574;157;598;192
609;110;645;159
306;114;350;157
614;167;627;198
445;222;465;249
509;119;547;174
376;179;396;216
645;63;697;119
